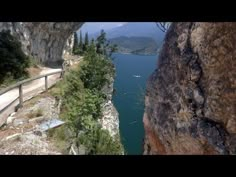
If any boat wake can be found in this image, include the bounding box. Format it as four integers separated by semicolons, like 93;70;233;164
133;75;141;78
129;120;137;125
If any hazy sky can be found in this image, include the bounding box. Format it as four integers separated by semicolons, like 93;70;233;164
78;22;127;34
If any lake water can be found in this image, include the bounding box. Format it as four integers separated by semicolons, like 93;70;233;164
112;53;158;155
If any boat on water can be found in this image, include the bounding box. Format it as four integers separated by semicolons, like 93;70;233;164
133;75;141;78
129;120;137;125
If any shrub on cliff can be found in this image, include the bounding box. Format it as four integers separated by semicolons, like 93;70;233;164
80;45;115;91
0;30;30;85
53;34;122;154
57;61;123;154
57;59;104;132
78;124;123;155
96;29;118;57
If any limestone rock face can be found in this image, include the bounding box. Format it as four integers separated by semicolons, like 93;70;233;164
143;22;236;154
0;22;83;65
99;77;120;138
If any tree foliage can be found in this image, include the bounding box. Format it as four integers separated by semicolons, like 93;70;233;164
73;29;117;58
0;30;30;85
80;50;115;91
56;28;123;154
78;124;123;155
84;32;89;51
73;32;79;53
96;29;118;57
61;47;114;131
79;31;83;49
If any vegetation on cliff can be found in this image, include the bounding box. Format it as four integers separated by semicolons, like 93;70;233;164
0;30;30;87
0;30;40;88
73;30;118;57
73;31;90;55
51;30;123;154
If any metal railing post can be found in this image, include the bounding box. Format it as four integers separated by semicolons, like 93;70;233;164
45;75;48;91
19;84;23;108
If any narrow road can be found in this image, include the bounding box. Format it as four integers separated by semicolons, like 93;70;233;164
0;67;62;122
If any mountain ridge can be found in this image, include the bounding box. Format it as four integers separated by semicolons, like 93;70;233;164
109;36;158;55
83;22;165;45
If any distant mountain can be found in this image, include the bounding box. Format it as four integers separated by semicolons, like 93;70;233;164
78;22;127;35
90;22;165;48
109;36;158;55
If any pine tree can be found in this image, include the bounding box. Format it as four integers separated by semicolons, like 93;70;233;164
91;38;95;46
85;32;89;46
73;32;79;54
79;30;83;49
88;38;96;54
96;30;106;45
83;32;89;51
96;30;106;55
95;30;117;57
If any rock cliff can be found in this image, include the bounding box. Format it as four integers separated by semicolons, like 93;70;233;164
0;22;83;65
99;77;120;138
143;22;236;154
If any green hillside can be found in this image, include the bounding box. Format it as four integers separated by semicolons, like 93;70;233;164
109;36;158;55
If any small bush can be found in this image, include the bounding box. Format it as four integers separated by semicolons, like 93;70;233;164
47;125;71;154
79;50;115;90
27;108;43;119
29;56;40;68
78;125;123;155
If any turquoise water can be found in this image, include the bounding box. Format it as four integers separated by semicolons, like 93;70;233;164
112;53;157;155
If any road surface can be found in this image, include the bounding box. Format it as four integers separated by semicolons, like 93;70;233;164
0;67;62;123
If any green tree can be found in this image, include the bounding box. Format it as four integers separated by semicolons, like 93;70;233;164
95;30;118;57
108;43;118;57
96;29;106;55
85;32;89;46
56;29;123;154
83;32;89;52
91;38;95;46
80;49;115;90
0;30;30;85
73;32;79;54
87;38;96;54
79;30;83;49
96;30;106;45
